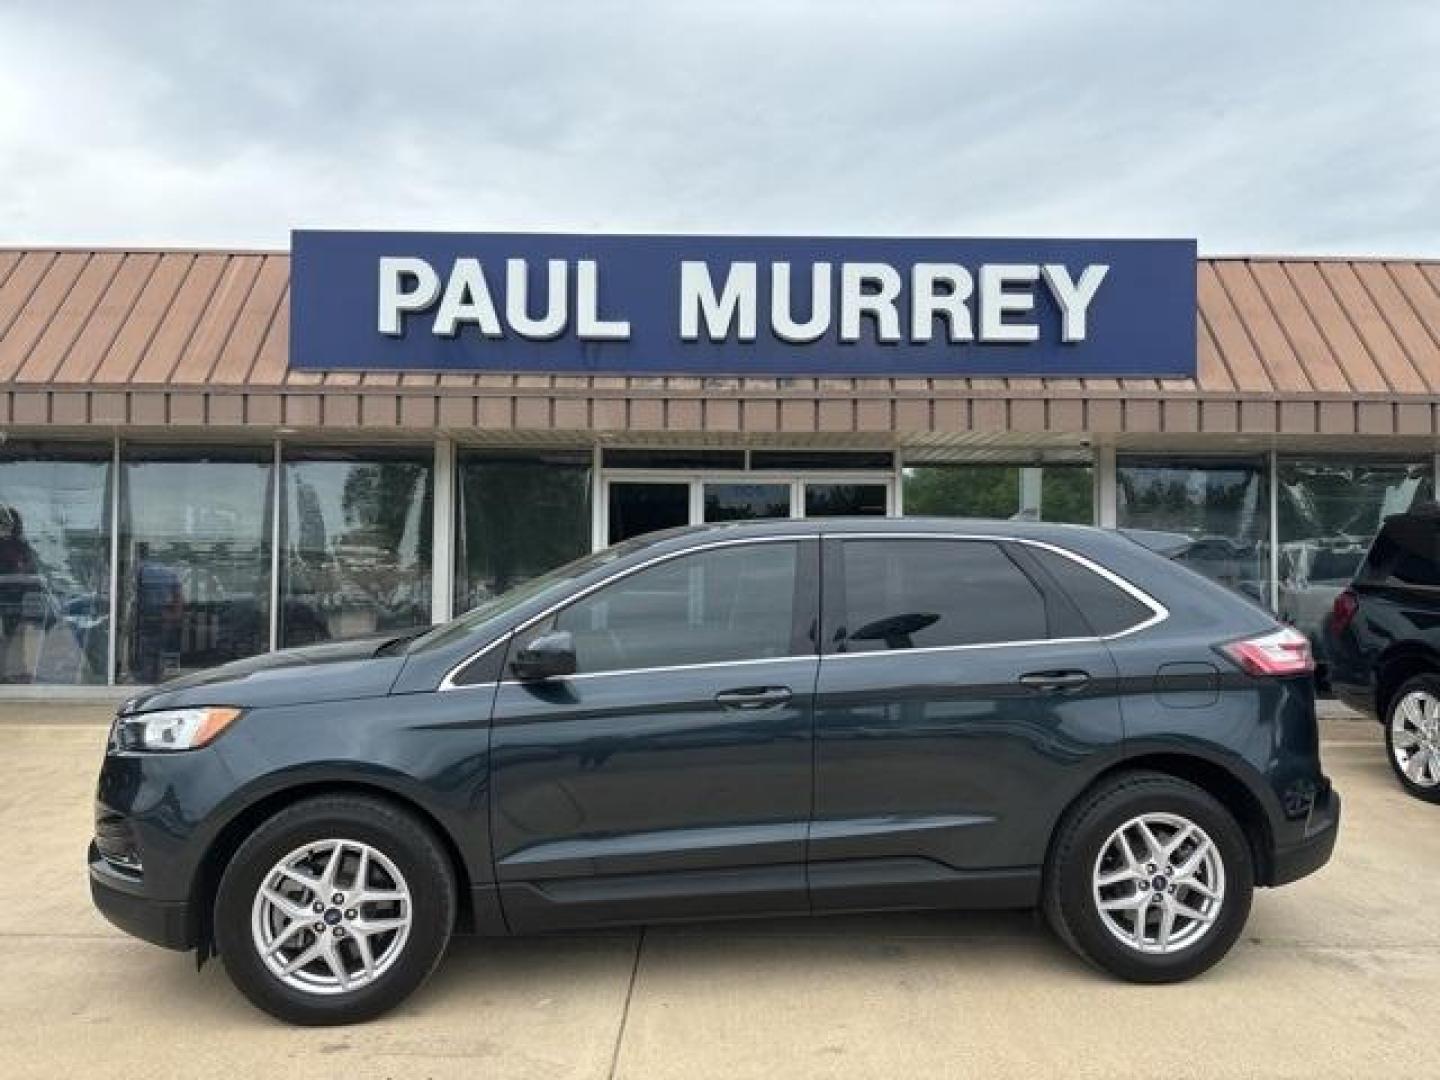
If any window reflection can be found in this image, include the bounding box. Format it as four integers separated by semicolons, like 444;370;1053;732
0;444;111;684
903;464;1093;523
803;483;887;517
456;452;591;613
281;449;433;647
117;447;274;684
1278;460;1432;662
1117;459;1269;605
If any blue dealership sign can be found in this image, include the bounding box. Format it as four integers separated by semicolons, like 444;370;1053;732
290;230;1196;377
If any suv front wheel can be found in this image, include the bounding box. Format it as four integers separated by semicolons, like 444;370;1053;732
1385;675;1440;803
1043;772;1254;982
213;794;456;1025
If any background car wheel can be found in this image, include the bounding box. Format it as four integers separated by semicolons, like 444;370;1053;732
1043;771;1253;983
214;794;456;1025
1385;675;1440;803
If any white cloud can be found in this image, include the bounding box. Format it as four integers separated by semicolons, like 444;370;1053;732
1;0;1437;255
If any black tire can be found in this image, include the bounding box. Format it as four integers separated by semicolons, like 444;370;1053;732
1043;771;1254;983
1384;674;1440;803
214;795;456;1025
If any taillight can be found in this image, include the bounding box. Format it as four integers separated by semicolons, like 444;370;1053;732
1221;625;1314;677
1329;587;1359;634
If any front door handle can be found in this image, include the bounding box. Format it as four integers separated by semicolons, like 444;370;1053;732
715;686;793;710
1018;669;1091;693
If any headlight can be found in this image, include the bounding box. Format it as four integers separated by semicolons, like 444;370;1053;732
115;707;242;752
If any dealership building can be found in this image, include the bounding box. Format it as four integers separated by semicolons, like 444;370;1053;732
0;233;1438;694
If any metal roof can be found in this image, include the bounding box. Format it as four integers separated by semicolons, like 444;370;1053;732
1;248;1439;440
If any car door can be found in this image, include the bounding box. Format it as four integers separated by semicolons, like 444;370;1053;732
809;535;1124;912
489;537;820;932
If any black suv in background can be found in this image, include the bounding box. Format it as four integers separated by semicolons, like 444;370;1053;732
91;520;1339;1024
1327;505;1440;802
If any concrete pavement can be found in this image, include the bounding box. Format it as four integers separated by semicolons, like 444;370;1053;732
0;713;1434;1079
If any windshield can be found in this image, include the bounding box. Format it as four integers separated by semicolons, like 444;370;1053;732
405;530;685;654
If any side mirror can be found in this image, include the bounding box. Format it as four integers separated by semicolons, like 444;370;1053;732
510;630;577;681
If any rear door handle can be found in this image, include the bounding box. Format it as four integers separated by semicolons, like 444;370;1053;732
715;686;793;710
1018;669;1091;693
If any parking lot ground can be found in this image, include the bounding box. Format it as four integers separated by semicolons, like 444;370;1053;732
0;712;1434;1080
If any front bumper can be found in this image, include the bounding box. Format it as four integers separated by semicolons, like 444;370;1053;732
88;843;196;951
1269;788;1342;886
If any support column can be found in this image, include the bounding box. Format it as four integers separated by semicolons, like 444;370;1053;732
106;435;121;684
1094;444;1117;527
431;437;456;624
1268;449;1280;612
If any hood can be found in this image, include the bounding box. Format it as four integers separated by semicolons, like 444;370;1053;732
120;633;411;714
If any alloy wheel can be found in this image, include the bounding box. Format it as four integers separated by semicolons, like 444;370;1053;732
250;839;413;995
1091;812;1226;955
1392;690;1440;789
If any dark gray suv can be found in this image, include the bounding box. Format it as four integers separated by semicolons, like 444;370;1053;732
90;519;1339;1024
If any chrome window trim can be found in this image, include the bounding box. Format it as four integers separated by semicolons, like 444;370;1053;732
437;530;1168;691
439;534;819;690
829;531;1168;642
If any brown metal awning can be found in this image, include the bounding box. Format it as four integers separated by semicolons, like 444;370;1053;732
1;247;1439;444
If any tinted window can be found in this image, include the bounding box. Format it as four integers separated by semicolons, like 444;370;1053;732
1028;547;1154;636
456;452;591;614
536;542;800;674
1360;516;1440;589
838;540;1045;651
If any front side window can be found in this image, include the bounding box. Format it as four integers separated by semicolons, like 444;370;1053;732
836;539;1047;652
525;542;801;675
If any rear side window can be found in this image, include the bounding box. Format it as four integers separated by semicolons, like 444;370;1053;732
1026;547;1156;636
1359;516;1440;589
836;539;1046;651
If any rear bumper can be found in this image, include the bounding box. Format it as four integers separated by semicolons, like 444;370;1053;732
1269;788;1341;887
88;843;195;951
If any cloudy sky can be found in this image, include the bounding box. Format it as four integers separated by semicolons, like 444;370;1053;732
2;1;1437;255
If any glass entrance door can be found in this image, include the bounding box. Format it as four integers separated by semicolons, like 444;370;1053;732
603;471;894;545
702;482;791;523
802;481;888;517
608;481;690;544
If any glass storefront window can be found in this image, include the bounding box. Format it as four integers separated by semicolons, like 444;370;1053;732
456;452;592;614
1117;458;1269;605
281;448;433;648
1278;459;1432;661
117;447;274;684
903;464;1094;523
0;443;112;684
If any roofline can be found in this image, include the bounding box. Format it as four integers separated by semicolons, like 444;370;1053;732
0;245;287;256
1201;252;1440;265
1;244;1439;266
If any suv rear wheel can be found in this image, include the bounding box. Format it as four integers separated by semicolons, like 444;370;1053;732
214;795;456;1025
1385;675;1440;803
1043;771;1254;982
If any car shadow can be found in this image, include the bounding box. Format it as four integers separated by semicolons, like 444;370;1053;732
132;907;1093;1026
